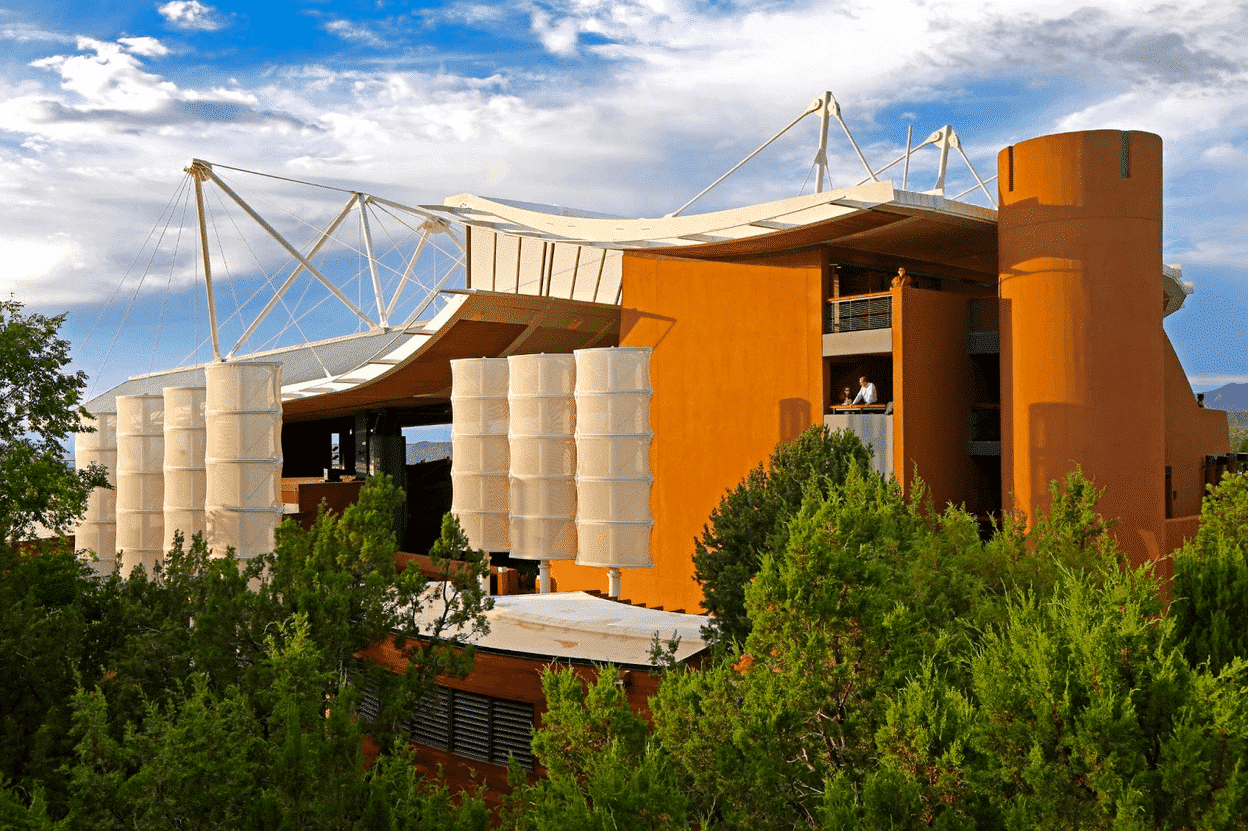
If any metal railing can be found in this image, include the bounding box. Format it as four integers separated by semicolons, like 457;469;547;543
826;292;892;333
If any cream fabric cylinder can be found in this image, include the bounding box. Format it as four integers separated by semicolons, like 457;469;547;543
115;396;165;577
450;357;511;552
76;411;117;574
163;387;207;551
508;354;577;563
574;347;654;569
205;362;282;565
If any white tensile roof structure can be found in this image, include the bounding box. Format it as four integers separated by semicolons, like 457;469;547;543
86;91;1192;420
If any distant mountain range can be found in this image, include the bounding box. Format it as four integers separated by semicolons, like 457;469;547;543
1201;382;1248;412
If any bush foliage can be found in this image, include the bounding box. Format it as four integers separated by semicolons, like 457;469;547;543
519;427;1248;830
0;478;491;829
6;413;1248;829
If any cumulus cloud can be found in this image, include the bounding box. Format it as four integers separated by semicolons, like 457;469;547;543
157;1;229;32
7;37;315;138
529;9;582;56
117;36;170;58
0;236;87;295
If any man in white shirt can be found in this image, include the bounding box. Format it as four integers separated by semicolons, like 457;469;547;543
851;375;877;405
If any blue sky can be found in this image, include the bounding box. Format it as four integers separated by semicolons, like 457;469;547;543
2;0;1247;410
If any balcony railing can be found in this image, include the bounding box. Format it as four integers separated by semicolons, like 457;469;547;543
826;292;891;334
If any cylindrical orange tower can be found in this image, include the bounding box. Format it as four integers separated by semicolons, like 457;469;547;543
998;130;1165;568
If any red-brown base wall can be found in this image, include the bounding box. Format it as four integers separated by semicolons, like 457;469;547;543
551;251;824;613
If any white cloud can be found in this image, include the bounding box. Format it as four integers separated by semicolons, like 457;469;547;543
28;37;177;112
1;23;69;44
323;19;386;46
118;37;171;58
3;37;313;143
529;9;582;56
0;236;87;299
157;1;228;32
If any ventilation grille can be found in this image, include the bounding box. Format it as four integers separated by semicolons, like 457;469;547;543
405;685;535;772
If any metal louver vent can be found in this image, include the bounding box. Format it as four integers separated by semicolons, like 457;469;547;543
491;699;536;769
406;687;451;751
356;683;381;721
403;684;535;771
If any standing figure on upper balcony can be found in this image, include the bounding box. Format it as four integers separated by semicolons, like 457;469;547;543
852;375;878;405
840;386;854;405
891;266;912;288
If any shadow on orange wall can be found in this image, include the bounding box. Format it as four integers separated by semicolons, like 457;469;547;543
780;398;812;443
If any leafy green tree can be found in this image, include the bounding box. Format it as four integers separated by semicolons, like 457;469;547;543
653;465;1137;829
261;497;493;751
0;298;108;544
961;565;1179;828
501;666;688;830
0;476;493;827
1172;472;1248;673
692;425;871;645
0;539;108;810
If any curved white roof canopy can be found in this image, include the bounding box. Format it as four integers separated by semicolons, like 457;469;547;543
89;177;1191;420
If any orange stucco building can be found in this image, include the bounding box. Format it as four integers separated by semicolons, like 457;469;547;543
86;128;1235;613
552;129;1230;607
79;126;1238;789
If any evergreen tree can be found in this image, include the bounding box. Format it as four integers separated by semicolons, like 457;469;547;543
692;425;871;645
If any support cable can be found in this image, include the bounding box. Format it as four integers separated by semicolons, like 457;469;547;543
669;96;823;217
208;185;331;376
92;176;194;398
83;174;192;398
148;187;192;374
195;162;378;328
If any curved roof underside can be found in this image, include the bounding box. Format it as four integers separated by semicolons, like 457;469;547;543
88;290;620;423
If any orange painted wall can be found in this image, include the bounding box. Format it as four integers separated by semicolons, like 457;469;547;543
1162;331;1230;520
1165;515;1201;557
998;130;1166;568
893;285;992;512
550;252;824;613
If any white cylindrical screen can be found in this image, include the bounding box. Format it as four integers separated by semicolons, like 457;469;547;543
450;357;511;552
205;362;282;565
76;411;117;574
508;354;577;563
115;396;165;577
164;386;207;551
574;347;654;569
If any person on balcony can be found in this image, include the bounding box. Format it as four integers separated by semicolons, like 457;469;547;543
840;386;854;405
852;376;878;405
891;266;912;288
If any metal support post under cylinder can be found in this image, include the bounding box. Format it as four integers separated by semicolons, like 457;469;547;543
608;568;621;599
539;560;551;595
